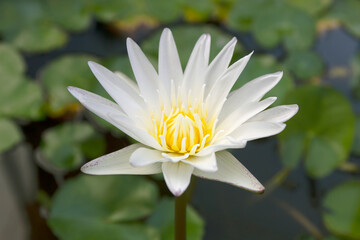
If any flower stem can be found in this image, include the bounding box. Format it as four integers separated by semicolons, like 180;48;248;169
175;189;188;240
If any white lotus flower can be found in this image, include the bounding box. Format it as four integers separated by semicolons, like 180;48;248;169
68;28;298;196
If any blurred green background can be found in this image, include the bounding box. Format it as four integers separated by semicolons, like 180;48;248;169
0;0;360;239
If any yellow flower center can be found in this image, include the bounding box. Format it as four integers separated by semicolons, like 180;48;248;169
151;103;215;154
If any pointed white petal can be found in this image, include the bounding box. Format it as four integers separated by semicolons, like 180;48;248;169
204;37;237;96
81;144;161;175
182;34;211;101
249;104;299;123
181;153;217;172
127;38;160;111
229;121;286;141
193;151;264;193
162;162;194;196
221;72;283;119
88;61;146;116
218;97;277;136
129;147;164;167
114;71;139;93
68;86;124;120
206;52;253;119
158;28;183;94
68;86;155;147
108;112;162;150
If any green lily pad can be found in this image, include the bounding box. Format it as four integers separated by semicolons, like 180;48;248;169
49;175;159;240
147;198;204;240
146;0;183;22
0;44;43;119
328;0;360;38
0;75;44;119
39;122;105;171
0;44;25;76
0;118;23;153
141;25;244;69
227;0;272;31
45;0;91;32
279;85;355;178
286;0;333;16
41;55;99;115
323;180;360;239
284;51;324;80
90;0;137;22
232;55;295;105
0;0;68;52
182;0;215;22
252;3;316;51
12;23;67;53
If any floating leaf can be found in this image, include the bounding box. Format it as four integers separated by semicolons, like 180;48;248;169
12;23;67;53
41;55;99;115
49;175;159;240
146;0;183;22
286;0;333;16
323;180;360;239
39;122;105;171
232;55;295;105
142;25;244;69
252;3;316;50
0;118;23;153
0;44;43;119
227;0;271;31
284;51;324;80
0;75;44;119
0;44;25;76
45;0;91;32
147;198;204;240
328;0;360;37
90;0;137;22
182;0;215;22
0;0;68;52
279;86;355;178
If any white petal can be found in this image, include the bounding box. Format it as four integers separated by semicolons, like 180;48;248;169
182;34;211;102
193;151;264;193
181;153;217;172
158;28;183;94
127;38;160;112
249;104;299;123
81;144;161;175
114;71;140;93
196;138;247;157
67;86;124;124
130;147;164;167
68;87;156;148
162;161;194;196
229;121;286;141
204;37;237;96
217;97;277;136
162;152;190;162
221;72;283;119
108;112;162;150
88;61;146;116
206;52;253;119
